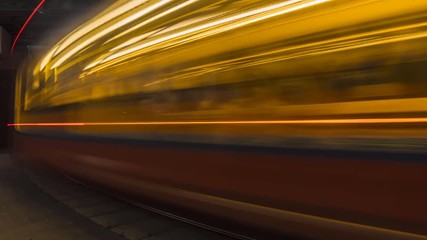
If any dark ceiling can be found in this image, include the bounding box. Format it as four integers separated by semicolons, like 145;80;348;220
0;0;113;50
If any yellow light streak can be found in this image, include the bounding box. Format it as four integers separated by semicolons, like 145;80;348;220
83;59;103;71
53;0;149;58
109;30;159;52
87;0;330;72
38;45;58;72
107;0;199;43
139;19;427;89
51;0;170;69
208;0;330;36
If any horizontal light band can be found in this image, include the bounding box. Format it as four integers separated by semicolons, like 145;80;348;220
8;117;427;127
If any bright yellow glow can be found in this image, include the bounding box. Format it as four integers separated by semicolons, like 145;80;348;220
109;29;159;52
39;45;58;72
209;0;330;35
29;0;427;116
153;12;221;36
83;59;103;71
107;0;199;43
87;0;331;72
173;21;427;80
53;0;148;58
51;0;170;69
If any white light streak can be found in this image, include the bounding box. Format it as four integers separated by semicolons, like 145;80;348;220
51;0;170;69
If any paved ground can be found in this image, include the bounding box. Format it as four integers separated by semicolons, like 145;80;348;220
0;153;126;240
0;153;236;240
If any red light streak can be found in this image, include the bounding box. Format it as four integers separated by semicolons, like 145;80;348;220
10;0;47;54
7;122;84;127
7;118;427;127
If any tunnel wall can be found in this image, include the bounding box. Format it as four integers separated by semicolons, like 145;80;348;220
0;70;14;149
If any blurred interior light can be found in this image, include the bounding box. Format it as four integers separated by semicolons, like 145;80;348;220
87;0;330;72
39;45;58;72
51;0;170;69
83;59;103;71
39;0;149;71
107;0;199;43
53;0;149;57
212;0;330;35
109;30;159;52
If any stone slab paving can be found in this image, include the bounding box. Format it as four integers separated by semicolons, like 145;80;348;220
0;154;125;240
2;153;237;240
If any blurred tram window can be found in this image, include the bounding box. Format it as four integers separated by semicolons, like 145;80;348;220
15;0;427;137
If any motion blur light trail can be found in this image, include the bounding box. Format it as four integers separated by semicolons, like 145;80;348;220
8;117;427;127
11;0;47;54
12;0;427;239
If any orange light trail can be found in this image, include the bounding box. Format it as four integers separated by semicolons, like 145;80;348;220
7;118;427;127
8;123;85;127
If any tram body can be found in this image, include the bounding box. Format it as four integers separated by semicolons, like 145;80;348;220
12;0;427;239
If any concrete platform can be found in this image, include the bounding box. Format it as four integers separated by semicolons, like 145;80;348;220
0;153;126;240
0;153;236;240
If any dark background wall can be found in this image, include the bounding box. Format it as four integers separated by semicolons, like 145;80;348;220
0;70;14;149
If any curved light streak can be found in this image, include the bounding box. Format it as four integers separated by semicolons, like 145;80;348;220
86;0;330;72
104;0;301;62
50;0;169;69
39;0;148;71
38;45;58;72
53;0;149;58
11;0;47;54
106;0;199;43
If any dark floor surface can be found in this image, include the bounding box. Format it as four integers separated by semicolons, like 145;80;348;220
0;153;126;240
0;153;236;240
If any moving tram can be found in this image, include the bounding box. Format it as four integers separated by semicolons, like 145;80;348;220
12;0;427;239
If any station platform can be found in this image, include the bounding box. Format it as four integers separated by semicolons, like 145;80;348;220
0;154;234;240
